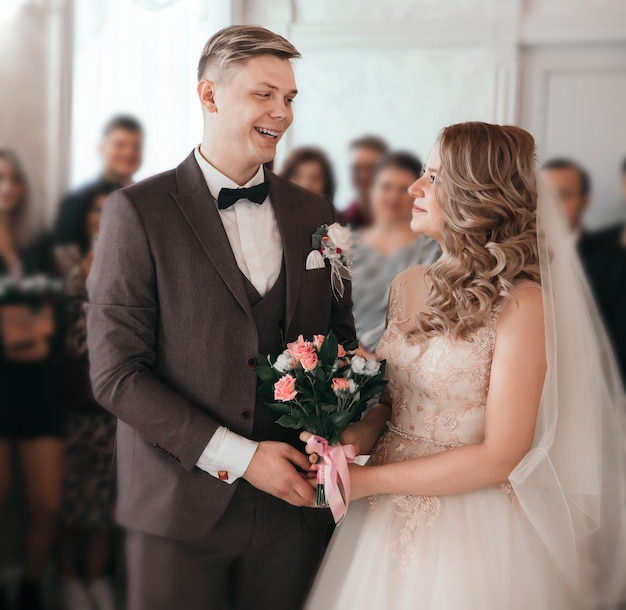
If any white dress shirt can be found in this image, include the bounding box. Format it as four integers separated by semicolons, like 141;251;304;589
193;145;284;483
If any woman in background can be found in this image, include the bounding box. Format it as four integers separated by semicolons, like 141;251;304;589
55;181;119;610
280;146;336;201
351;152;440;355
0;149;64;610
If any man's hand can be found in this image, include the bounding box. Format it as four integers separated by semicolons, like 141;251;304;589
243;441;316;507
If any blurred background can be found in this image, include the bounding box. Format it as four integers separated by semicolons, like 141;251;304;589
0;1;625;609
2;0;626;226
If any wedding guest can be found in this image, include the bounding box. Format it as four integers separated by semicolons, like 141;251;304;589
280;147;336;201
541;158;597;270
590;157;626;249
542;158;626;386
582;159;626;387
352;152;440;355
54;115;143;246
340;135;389;229
541;158;590;234
0;150;64;610
55;182;119;610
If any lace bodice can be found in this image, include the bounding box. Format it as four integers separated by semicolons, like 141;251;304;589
372;265;517;464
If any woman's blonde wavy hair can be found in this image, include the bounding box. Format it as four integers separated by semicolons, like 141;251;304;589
414;122;541;343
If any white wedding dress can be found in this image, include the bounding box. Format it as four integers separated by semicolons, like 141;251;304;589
307;185;626;610
307;267;580;609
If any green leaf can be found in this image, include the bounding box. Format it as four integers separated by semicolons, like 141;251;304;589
267;402;292;414
301;415;322;429
328;409;355;430
276;414;302;429
319;332;338;364
321;404;337;413
256;365;278;382
358;383;388;403
256;381;275;396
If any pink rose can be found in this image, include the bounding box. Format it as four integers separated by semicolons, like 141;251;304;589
300;351;319;371
331;377;351;392
288;335;315;361
337;345;346;358
274;374;298;402
313;334;326;351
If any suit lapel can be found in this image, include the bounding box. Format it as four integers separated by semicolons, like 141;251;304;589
171;152;252;318
266;170;304;336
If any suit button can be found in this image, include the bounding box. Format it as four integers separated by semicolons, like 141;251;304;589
246;356;258;368
241;409;253;420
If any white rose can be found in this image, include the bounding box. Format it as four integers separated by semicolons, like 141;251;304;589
364;359;381;376
274;351;296;373
351;355;380;377
326;223;353;252
348;379;358;394
350;355;368;375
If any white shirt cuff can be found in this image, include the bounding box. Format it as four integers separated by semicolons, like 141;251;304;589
195;426;258;484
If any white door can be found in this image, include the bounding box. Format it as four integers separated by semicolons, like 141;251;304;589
519;44;626;229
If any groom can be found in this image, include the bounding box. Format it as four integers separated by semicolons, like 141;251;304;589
86;25;355;610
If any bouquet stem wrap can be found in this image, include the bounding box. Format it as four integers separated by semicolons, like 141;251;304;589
307;435;356;524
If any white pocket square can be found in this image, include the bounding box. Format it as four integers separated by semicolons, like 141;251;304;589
305;249;326;270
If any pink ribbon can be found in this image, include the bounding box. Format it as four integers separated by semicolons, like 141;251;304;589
307;435;356;523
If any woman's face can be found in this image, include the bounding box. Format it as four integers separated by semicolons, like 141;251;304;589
409;147;443;242
289;160;327;196
86;194;108;239
0;158;24;215
370;167;417;225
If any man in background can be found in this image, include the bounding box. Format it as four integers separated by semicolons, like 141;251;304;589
54;115;143;246
340;135;388;229
543;157;626;388
542;157;591;238
585;159;626;388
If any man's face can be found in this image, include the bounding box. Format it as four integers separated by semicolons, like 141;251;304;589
542;167;589;231
350;146;384;204
100;128;143;180
207;55;297;168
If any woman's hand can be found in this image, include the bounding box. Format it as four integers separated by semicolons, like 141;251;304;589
299;431;376;500
300;431;321;472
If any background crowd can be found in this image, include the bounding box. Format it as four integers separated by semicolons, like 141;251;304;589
0;109;625;609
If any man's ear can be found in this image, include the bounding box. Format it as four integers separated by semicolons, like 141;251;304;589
197;79;218;113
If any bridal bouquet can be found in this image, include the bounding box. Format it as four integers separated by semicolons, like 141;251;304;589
256;332;387;522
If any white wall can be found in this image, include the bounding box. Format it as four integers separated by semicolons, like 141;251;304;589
0;0;72;228
242;0;626;227
1;0;625;228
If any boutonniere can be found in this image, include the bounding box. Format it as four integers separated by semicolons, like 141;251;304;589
305;223;354;299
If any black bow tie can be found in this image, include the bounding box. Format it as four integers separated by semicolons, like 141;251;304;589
217;181;270;210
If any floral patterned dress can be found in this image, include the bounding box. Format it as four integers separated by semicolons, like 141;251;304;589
306;265;581;610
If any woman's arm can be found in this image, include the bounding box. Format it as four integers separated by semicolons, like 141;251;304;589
349;286;546;500
340;387;392;455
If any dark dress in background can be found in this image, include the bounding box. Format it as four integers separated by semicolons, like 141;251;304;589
56;245;115;529
54;179;108;247
0;234;65;440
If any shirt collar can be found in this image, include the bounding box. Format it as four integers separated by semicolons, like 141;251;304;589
194;145;265;203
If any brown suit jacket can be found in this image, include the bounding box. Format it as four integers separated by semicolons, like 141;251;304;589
85;152;355;541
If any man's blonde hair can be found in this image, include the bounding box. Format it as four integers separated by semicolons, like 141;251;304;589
197;25;301;81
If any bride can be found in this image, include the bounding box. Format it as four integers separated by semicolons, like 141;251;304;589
304;122;626;610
